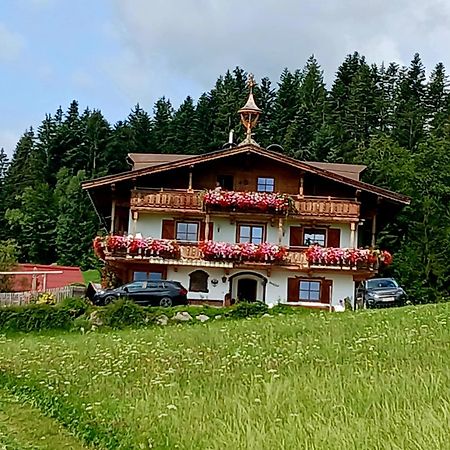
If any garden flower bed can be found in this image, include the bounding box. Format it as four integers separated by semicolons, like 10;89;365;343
202;189;291;214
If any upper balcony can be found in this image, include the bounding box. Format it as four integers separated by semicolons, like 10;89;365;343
130;189;360;221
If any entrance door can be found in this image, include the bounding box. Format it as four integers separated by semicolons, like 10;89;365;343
237;278;257;302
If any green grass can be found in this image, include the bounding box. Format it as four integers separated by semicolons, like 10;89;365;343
81;269;101;285
1;304;450;449
0;388;87;449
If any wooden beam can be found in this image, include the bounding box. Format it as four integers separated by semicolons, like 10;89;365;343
371;213;377;247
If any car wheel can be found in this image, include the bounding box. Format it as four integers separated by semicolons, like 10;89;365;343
160;297;173;307
104;295;116;305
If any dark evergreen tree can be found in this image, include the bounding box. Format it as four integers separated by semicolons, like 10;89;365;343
55;169;99;269
171;96;200;154
127;104;155;153
393;53;427;150
425;62;449;132
254;77;276;148
0;148;10;240
153;97;174;153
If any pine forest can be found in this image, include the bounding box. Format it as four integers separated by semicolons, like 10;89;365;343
1;52;450;303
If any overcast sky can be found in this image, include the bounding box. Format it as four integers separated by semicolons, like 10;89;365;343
1;0;450;157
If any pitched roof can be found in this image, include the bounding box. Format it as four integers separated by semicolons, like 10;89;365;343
128;153;192;170
127;152;366;180
83;144;410;205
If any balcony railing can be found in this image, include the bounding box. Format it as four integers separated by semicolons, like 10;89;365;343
94;236;391;271
130;189;360;220
130;189;202;211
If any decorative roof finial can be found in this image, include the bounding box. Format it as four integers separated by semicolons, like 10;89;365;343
238;73;261;145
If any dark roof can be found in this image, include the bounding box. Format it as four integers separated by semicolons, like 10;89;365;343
127;152;366;180
83;144;410;205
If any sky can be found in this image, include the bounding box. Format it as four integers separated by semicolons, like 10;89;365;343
1;0;450;158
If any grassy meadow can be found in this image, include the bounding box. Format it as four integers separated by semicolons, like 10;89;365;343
1;304;450;449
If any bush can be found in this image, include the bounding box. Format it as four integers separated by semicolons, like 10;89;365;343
226;301;269;319
0;297;88;332
100;299;147;329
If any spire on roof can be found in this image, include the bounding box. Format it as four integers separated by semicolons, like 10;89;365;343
238;74;261;145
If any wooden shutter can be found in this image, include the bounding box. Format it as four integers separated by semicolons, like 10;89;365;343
289;226;303;248
321;279;333;304
161;219;175;239
287;277;299;302
199;221;214;241
327;228;341;248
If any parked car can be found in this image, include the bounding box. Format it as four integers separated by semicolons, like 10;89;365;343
92;280;188;307
357;277;407;308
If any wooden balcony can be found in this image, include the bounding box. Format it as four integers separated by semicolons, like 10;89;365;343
130;189;360;221
130;189;202;212
292;197;359;220
103;243;378;272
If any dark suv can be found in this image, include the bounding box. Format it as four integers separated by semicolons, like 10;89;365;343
357;277;407;308
92;280;188;307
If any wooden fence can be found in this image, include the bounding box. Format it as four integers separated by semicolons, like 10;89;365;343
0;285;86;307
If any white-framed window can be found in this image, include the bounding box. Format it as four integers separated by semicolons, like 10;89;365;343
176;222;199;242
303;228;326;247
238;224;264;244
257;177;275;192
299;280;321;301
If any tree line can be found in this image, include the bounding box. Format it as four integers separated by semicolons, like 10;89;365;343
0;52;449;302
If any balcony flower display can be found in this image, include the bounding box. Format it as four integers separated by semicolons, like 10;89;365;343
199;241;287;263
305;245;393;268
93;235;180;259
203;190;290;214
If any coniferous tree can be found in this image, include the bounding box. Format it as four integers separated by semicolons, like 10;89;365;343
425;62;449;133
127;104;155;153
153;97;174;153
393;53;427;150
253;77;276;147
0;148;10;240
171;96;200;154
55;169;99;269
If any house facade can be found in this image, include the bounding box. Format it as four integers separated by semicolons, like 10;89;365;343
83;80;409;309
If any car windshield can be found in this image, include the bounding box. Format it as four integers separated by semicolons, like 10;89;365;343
367;279;398;289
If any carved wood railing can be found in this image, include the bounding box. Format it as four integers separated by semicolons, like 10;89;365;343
130;189;360;219
293;197;359;219
130;189;202;211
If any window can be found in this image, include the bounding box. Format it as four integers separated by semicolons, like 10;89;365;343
257;177;275;192
124;281;145;292
133;271;163;282
299;280;321;301
217;175;234;190
189;270;209;292
176;222;199;242
238;224;264;244
303;228;326;246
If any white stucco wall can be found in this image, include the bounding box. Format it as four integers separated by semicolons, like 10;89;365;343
165;265;354;307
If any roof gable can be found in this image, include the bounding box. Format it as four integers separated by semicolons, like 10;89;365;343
82;144;410;205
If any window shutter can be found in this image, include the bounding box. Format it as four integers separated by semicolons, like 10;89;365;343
321;279;333;303
208;222;214;240
287;277;299;302
161;219;175;239
327;228;341;248
199;221;214;241
289;226;303;248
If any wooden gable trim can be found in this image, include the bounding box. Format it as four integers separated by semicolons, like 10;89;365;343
82;144;410;205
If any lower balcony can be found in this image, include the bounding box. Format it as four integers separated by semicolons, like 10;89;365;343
94;236;392;272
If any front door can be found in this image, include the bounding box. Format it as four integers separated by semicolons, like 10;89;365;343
237;278;257;302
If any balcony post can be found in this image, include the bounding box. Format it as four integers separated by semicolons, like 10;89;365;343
205;214;210;241
132;211;138;236
299;174;304;198
371;213;377;247
188;165;194;192
110;184;116;234
278;217;283;245
350;222;356;248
